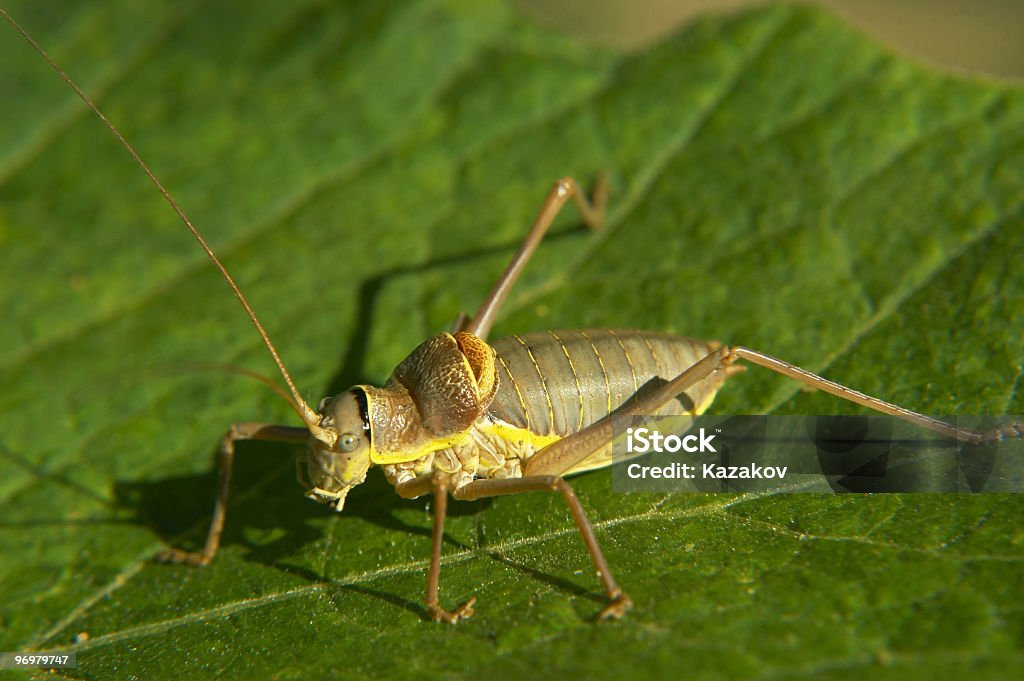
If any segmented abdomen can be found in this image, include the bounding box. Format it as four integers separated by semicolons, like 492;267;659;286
488;329;722;437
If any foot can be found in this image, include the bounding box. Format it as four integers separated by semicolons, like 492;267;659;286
427;596;477;624
598;591;633;620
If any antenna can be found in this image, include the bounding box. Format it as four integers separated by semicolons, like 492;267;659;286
3;9;324;434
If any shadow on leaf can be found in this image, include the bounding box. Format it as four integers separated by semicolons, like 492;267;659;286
112;438;492;584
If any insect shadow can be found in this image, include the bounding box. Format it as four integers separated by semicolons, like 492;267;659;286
112;435;485;584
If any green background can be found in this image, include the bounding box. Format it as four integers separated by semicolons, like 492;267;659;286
1;1;1022;679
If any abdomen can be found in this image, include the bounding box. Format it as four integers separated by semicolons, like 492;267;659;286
488;329;724;437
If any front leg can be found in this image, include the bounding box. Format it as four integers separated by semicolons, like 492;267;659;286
395;473;477;623
427;476;477;623
155;422;308;566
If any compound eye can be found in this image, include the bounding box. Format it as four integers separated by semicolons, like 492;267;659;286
339;433;359;452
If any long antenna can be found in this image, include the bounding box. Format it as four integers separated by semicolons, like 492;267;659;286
3;9;323;432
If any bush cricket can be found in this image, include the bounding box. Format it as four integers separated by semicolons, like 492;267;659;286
6;9;1020;625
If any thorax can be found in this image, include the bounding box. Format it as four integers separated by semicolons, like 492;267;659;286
379;416;558;491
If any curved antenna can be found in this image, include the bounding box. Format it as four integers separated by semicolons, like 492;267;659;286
174;362;304;417
4;9;325;433
70;361;308;423
157;362;308;421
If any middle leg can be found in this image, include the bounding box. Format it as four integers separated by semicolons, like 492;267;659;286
460;174;608;340
394;474;478;624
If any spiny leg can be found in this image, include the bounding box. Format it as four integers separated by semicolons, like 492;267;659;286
455;475;632;620
393;474;476;621
724;346;1017;445
461;173;608;341
414;475;476;623
155;423;308;566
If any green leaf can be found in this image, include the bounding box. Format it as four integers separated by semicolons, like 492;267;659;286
2;1;1023;679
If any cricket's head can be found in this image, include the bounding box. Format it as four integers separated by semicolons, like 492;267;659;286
301;390;372;511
